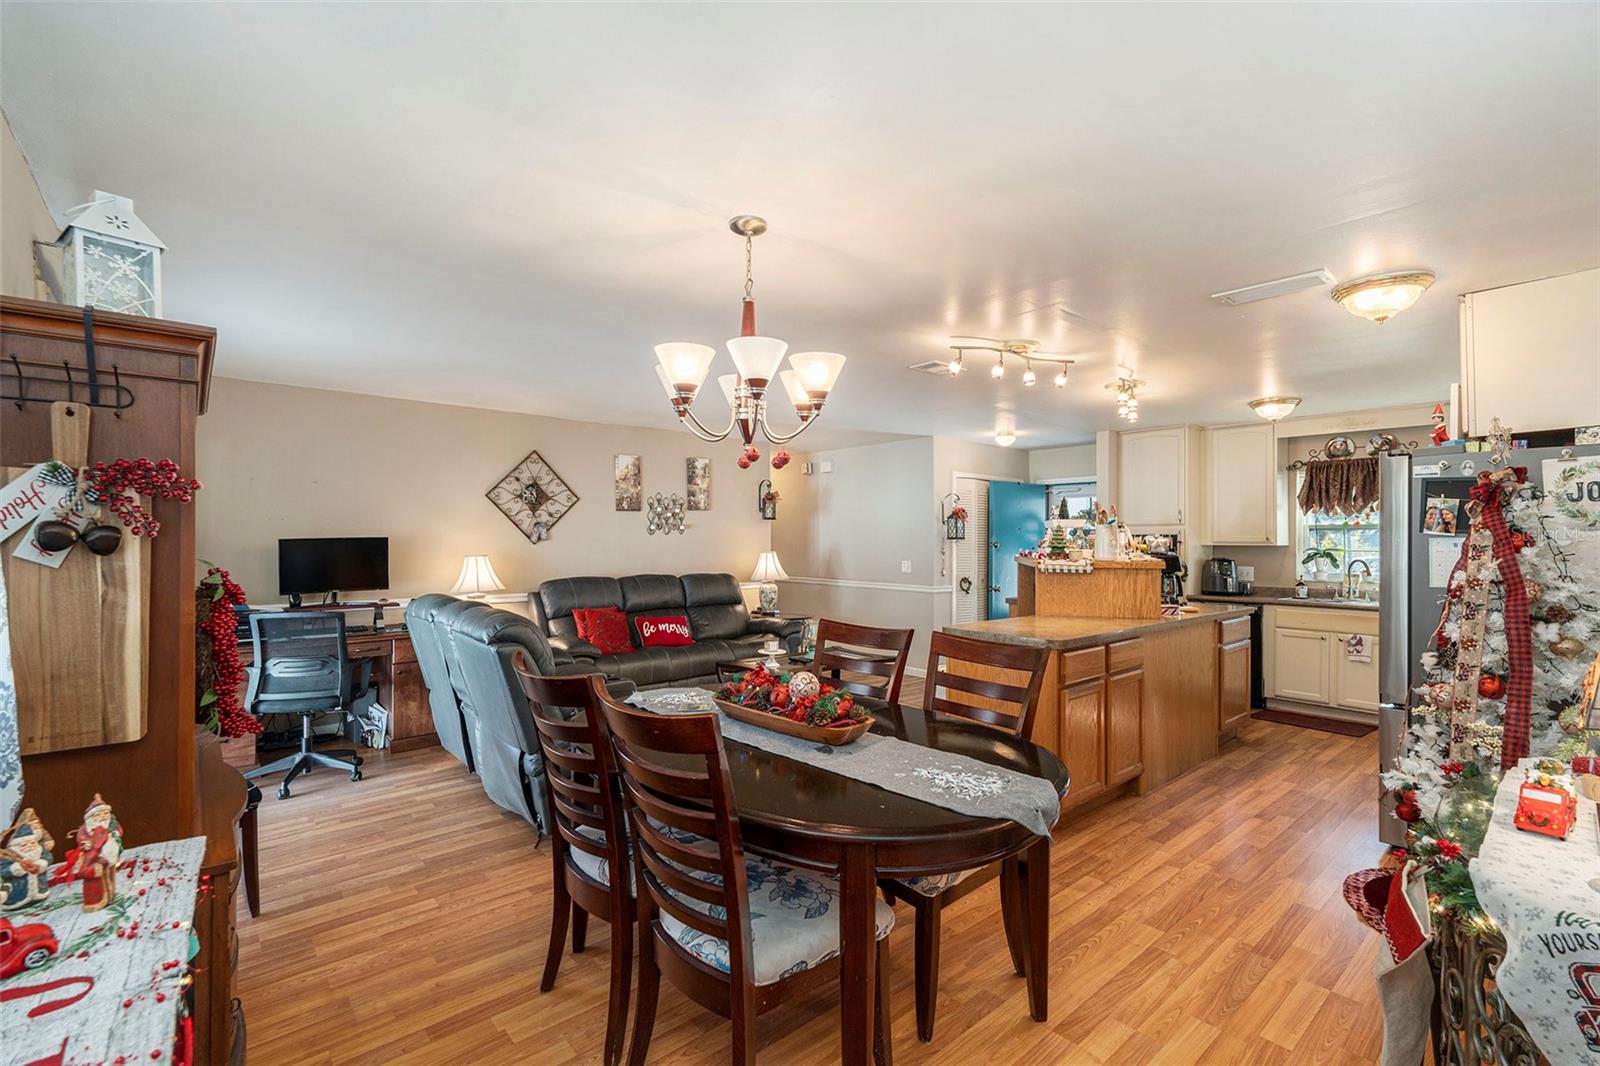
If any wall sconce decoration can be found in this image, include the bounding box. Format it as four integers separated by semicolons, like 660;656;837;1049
646;493;686;535
757;478;779;520
942;492;967;540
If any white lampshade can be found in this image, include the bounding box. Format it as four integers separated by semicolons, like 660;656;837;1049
778;369;811;410
653;364;686;401
750;550;790;583
654;342;717;392
725;335;788;384
451;554;506;597
787;351;846;398
717;373;740;408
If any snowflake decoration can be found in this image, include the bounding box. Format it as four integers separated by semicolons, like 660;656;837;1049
913;765;1006;802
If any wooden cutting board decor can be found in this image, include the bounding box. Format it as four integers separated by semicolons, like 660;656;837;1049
3;402;150;754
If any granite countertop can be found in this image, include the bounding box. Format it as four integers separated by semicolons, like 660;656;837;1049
944;602;1255;650
1188;588;1379;613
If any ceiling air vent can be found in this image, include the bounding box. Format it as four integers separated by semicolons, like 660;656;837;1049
1211;269;1335;306
908;359;953;375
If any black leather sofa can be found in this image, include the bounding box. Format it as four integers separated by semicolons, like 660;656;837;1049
531;573;803;687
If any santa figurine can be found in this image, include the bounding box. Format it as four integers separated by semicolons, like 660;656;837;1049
1429;402;1450;447
0;809;55;911
64;795;123;912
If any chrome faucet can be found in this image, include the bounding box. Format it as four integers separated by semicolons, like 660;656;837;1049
1345;558;1373;599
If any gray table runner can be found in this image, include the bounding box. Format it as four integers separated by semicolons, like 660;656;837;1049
625;688;1061;837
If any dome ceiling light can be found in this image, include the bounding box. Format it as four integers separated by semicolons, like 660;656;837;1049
1249;396;1302;421
1332;270;1435;324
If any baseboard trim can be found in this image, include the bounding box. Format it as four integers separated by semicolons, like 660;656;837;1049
777;576;949;595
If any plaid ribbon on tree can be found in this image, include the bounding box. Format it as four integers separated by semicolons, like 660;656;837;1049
1470;469;1533;767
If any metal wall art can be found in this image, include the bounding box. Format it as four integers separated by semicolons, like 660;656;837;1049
758;478;778;520
646;493;686;535
487;450;579;544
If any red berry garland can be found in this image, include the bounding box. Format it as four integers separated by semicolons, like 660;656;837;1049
196;566;260;739
86;457;202;537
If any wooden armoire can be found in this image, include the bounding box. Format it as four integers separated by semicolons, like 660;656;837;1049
0;296;246;1064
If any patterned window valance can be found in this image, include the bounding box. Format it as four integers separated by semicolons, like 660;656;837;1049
1297;456;1380;515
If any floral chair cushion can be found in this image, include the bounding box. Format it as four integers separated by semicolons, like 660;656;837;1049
566;824;633;894
658;851;896;986
891;868;977;897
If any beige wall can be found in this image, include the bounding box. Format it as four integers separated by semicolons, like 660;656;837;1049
1027;443;1097;482
769;435;1029;666
1;109;55;298
1208;422;1434;588
196;378;774;607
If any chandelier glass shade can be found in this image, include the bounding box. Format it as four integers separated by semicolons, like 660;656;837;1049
654;217;845;453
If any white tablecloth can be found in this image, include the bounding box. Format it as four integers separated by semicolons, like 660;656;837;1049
1469;762;1600;1065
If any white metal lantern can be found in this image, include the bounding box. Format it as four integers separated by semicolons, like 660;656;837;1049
53;191;165;317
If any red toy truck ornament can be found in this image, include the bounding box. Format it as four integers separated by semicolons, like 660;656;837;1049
1513;780;1577;839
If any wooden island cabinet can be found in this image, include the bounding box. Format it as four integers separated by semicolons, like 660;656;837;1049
945;603;1254;813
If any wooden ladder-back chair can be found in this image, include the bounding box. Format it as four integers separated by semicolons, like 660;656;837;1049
808;619;915;706
597;696;896;1066
881;630;1051;1042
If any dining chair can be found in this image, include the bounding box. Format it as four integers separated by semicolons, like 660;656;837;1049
597;696;897;1066
881;630;1051;1042
808;619;915;705
518;670;634;1066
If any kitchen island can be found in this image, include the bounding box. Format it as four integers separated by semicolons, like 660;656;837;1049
945;602;1255;812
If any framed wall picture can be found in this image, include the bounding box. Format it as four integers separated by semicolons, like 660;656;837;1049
614;454;642;511
686;457;711;511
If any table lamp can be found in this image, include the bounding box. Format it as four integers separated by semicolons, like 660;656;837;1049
451;554;506;599
750;550;789;615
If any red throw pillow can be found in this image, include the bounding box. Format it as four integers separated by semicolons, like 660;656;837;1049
573;607;633;655
636;615;695;648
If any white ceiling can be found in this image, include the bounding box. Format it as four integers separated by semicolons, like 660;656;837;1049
3;3;1596;449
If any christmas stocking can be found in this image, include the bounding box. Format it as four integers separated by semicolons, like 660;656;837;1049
1375;863;1433;1066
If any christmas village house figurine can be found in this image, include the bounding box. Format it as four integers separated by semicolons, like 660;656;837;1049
0;809;55;911
56;794;123;912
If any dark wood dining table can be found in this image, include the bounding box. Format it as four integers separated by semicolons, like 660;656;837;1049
683;697;1071;1066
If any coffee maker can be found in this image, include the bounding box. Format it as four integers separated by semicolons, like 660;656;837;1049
1151;551;1186;604
1201;557;1252;595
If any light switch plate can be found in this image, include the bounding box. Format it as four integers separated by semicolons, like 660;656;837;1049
900;560;913;574
820;459;835;473
1238;565;1255;582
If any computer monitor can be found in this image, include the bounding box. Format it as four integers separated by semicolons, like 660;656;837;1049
278;537;389;605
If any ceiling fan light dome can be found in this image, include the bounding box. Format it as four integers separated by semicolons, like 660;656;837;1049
655;342;717;391
1332;271;1435;324
726;335;788;384
788;351;846;398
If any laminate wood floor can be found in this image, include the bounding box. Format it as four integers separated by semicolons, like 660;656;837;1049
237;709;1385;1065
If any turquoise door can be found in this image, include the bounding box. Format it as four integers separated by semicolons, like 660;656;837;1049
988;481;1047;618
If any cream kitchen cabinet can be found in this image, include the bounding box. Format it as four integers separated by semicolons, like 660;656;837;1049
1460;268;1599;438
1263;605;1380;715
1116;425;1202;529
1202;422;1288;545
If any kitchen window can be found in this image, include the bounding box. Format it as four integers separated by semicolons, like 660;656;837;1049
1294;471;1381;584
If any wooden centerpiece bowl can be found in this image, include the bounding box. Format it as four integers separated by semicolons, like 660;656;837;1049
714;698;873;746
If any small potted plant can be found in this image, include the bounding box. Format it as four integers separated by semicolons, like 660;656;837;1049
1301;546;1342;582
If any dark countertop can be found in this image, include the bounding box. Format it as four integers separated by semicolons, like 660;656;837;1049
1189;589;1379;613
944;602;1255;650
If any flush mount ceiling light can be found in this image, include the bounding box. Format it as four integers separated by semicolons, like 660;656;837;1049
1331;270;1435;324
654;216;845;458
1105;371;1144;423
994;430;1017;447
1248;396;1302;421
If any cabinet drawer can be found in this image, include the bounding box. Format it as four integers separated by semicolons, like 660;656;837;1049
1107;638;1144;674
1218;617;1250;646
1059;646;1106;685
393;636;417;664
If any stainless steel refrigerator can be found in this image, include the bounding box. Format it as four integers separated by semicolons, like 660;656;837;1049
1376;442;1600;843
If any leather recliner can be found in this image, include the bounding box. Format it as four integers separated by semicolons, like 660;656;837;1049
404;594;475;771
438;601;636;833
532;572;803;688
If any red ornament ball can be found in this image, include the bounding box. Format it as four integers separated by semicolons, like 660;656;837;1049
1395;800;1422;823
1477;674;1506;700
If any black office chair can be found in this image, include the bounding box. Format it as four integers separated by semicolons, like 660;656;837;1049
244;612;371;800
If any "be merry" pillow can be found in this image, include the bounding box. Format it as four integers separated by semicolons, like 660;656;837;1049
635;615;694;648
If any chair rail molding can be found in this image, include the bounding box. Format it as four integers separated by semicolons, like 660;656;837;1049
777;576;952;594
